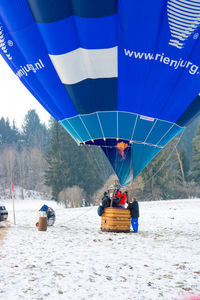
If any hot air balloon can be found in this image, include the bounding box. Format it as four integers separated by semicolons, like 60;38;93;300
1;0;200;186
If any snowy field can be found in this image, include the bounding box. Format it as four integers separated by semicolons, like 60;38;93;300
0;198;200;300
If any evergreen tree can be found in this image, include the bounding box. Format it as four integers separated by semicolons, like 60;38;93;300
45;120;106;201
179;116;200;160
141;139;177;199
0;117;20;145
192;121;200;182
45;120;70;200
0;118;7;144
11;120;20;144
22;109;50;151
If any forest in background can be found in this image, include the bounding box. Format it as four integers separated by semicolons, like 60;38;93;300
1;109;200;206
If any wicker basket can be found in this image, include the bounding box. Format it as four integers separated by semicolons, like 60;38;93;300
101;207;131;233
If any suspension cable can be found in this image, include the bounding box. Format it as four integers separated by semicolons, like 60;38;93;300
142;130;185;186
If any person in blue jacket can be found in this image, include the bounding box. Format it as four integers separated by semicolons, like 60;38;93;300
127;197;139;233
39;204;49;212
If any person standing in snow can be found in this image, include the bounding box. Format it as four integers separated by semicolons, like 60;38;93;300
127;197;139;232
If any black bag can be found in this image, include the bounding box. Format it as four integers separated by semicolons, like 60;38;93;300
97;205;104;216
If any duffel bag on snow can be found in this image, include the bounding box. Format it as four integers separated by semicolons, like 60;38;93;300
97;205;104;216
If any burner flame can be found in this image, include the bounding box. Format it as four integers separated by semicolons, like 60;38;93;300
116;142;128;160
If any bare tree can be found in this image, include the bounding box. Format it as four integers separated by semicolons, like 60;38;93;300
16;148;28;199
3;146;17;195
174;145;189;198
92;174;118;205
58;185;85;208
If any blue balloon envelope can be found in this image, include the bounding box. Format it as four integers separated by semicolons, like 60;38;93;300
1;0;200;185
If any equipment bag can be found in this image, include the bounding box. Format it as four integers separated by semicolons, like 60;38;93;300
97;205;104;216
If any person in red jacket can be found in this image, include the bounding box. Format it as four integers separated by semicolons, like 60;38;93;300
118;191;127;208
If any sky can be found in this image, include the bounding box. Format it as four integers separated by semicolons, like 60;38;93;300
0;55;51;128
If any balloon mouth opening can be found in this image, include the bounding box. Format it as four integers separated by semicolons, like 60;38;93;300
83;138;132;147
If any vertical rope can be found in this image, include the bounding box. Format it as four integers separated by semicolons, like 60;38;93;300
129;144;134;200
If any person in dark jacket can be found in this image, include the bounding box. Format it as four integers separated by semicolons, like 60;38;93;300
127;197;139;232
101;192;111;208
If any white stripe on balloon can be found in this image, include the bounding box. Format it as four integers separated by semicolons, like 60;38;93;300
49;47;118;85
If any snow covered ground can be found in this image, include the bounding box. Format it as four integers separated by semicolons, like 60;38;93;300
0;198;200;300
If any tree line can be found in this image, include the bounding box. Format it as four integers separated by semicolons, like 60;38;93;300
132;118;200;201
1;109;200;205
0;110;112;204
45;118;113;205
0;110;50;199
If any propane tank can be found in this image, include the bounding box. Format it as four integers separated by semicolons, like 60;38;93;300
38;210;48;231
